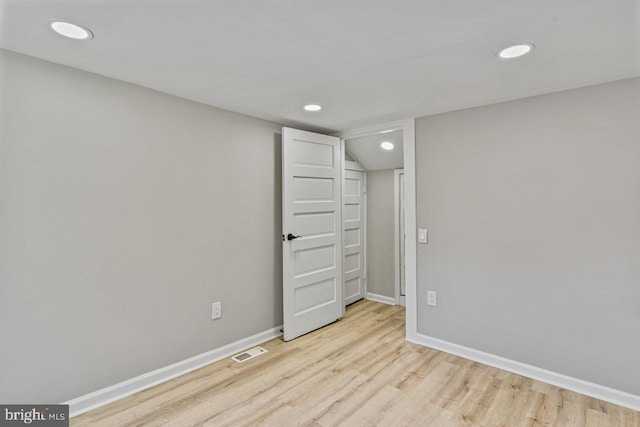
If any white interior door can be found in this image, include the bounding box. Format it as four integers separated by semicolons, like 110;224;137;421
343;164;366;305
282;127;343;341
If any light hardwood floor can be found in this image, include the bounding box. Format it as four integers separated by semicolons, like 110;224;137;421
71;300;640;426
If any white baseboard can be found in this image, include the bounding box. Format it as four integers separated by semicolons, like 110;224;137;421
366;292;396;306
409;333;640;412
65;325;283;418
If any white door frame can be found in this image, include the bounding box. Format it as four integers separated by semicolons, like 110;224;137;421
394;168;405;307
337;119;417;341
343;160;367;305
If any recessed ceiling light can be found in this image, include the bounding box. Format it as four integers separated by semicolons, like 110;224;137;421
303;104;322;112
497;43;534;59
381;141;394;150
50;21;93;40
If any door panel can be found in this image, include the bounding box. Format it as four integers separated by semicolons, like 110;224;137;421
294;278;336;314
293;177;334;201
294;245;335;276
293;212;335;238
292;140;335;167
343;168;365;305
344;229;360;246
344;252;361;273
343;204;360;221
282;127;343;341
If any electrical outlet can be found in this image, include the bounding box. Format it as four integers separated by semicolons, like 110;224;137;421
427;291;437;307
211;301;222;320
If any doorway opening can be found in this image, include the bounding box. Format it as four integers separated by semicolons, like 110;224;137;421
342;130;404;307
281;120;416;342
338;119;417;344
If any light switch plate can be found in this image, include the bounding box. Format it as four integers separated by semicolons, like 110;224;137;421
418;228;428;244
211;301;222;320
427;291;437;306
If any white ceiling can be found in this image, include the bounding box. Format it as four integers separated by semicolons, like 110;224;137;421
346;130;403;171
1;0;639;133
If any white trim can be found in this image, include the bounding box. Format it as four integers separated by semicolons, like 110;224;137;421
65;326;283;418
410;333;640;412
394;170;400;305
336;119;417;341
393;169;405;307
402;121;417;341
363;171;368;299
366;292;397;306
340;138;347;316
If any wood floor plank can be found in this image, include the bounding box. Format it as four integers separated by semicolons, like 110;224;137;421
71;300;639;426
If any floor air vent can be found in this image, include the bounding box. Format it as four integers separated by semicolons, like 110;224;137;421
231;346;268;363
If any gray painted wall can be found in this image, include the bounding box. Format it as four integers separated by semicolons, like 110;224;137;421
366;169;395;298
0;49;283;403
416;77;640;395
